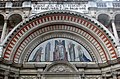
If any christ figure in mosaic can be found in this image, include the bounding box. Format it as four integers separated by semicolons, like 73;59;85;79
54;40;67;61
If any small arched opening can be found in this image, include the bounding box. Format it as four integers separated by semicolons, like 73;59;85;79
0;14;4;41
114;14;120;41
7;14;22;34
98;14;112;33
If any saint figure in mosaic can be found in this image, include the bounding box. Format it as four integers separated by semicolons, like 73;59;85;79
45;42;51;61
68;42;75;61
77;45;91;62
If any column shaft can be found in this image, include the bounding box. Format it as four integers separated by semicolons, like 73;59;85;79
111;20;119;44
1;20;7;42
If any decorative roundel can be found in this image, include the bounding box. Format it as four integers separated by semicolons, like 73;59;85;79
2;10;118;63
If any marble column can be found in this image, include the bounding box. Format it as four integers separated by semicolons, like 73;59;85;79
1;19;7;42
111;19;119;44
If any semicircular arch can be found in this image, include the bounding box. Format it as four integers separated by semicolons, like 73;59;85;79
2;10;118;64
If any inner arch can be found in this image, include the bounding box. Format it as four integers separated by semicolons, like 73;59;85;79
2;10;118;64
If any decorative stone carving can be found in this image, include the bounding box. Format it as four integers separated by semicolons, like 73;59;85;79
48;64;73;72
20;76;37;79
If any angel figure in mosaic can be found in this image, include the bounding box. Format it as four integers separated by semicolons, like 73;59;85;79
45;42;51;61
77;45;91;62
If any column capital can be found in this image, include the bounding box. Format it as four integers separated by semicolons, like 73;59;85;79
4;18;8;21
14;74;19;78
110;19;115;23
111;18;115;21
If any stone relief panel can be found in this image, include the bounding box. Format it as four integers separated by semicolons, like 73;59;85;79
28;38;92;62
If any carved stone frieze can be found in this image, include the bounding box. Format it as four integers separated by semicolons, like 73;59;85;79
20;76;37;79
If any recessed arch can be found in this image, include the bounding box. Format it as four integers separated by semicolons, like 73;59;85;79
114;14;120;26
0;14;4;26
98;14;110;27
0;14;4;42
2;10;118;64
8;14;22;28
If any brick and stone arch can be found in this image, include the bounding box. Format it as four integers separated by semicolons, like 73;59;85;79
2;10;118;64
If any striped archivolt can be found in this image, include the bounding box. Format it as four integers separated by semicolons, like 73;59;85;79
3;12;118;63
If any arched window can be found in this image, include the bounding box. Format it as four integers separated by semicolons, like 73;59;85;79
115;14;120;40
7;14;22;33
0;14;4;40
98;14;110;27
98;14;113;34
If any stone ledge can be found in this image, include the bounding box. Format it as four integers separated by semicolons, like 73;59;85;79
0;58;119;69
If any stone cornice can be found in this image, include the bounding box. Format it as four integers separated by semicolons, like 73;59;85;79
0;58;120;69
